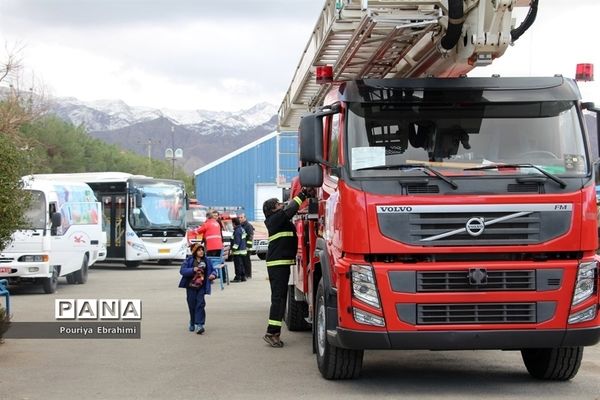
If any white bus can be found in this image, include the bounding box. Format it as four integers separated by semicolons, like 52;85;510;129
0;177;104;293
32;172;188;268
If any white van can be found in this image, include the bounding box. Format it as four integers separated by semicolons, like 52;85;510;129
0;177;104;293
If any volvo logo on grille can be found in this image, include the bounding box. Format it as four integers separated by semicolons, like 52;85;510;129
465;217;485;237
468;268;488;285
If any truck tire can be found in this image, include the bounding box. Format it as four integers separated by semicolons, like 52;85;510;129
125;261;141;269
66;273;76;284
42;266;59;294
284;285;311;331
73;255;89;284
521;347;583;380
315;278;363;379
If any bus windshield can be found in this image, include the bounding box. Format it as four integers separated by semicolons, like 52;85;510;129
129;181;186;230
22;190;46;230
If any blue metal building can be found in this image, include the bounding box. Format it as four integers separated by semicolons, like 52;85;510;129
193;131;298;221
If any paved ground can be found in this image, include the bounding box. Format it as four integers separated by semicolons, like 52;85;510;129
1;259;599;400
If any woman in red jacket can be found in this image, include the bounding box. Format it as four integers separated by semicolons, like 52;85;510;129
194;211;223;257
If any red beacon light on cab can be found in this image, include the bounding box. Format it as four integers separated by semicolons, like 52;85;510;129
316;65;333;84
575;63;594;82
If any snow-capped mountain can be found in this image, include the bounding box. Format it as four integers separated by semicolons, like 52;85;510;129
49;96;279;173
52;97;278;133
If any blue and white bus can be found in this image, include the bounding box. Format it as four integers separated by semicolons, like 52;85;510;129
32;173;188;268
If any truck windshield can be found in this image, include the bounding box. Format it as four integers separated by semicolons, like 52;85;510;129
346;101;588;179
129;181;186;230
185;207;207;229
23;190;46;230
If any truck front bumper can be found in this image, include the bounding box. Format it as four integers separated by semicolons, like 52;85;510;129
329;326;600;350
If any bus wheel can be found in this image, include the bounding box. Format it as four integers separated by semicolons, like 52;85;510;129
125;261;141;269
157;259;172;266
73;255;89;284
315;278;363;380
42;266;59;294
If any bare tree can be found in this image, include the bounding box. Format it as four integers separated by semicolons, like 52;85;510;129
0;43;48;141
0;44;45;252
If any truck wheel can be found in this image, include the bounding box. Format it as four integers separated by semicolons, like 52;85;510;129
257;253;266;260
315;279;363;379
285;285;311;331
521;347;583;380
73;255;89;284
66;273;76;284
42;266;59;294
125;261;141;269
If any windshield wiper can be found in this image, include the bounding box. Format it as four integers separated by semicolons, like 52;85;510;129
465;163;567;189
356;163;458;189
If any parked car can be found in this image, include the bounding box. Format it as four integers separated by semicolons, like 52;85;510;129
253;231;268;260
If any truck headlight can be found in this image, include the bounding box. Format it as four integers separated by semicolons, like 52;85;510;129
568;305;597;324
572;262;597;306
353;308;385;327
351;264;380;309
18;255;48;262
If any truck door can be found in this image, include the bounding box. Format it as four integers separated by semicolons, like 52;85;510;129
102;195;126;259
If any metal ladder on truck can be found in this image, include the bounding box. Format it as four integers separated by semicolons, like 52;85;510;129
278;0;537;131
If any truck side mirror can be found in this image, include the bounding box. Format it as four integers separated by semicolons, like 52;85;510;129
299;113;324;163
50;212;62;236
299;164;323;187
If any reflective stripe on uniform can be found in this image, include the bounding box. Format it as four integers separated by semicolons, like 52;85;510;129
205;235;221;240
293;196;302;206
268;231;294;242
268;319;282;327
266;259;295;267
233;250;247;255
232;244;239;249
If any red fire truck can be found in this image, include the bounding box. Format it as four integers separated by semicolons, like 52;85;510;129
280;0;600;381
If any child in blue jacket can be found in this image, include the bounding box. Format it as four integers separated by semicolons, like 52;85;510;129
179;243;217;334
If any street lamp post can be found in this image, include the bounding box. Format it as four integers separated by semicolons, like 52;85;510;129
165;126;183;178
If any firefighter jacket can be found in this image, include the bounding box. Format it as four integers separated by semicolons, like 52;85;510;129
265;192;307;268
194;218;223;252
232;225;247;255
241;220;254;248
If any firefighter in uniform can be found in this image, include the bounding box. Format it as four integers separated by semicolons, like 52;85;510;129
239;213;254;278
230;217;247;282
262;190;308;348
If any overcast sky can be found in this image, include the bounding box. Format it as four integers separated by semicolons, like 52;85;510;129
1;0;599;111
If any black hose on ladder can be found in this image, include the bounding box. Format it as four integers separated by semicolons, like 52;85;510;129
440;0;465;51
511;0;539;43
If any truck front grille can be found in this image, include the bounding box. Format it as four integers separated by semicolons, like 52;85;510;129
417;270;535;291
417;303;536;324
377;205;571;246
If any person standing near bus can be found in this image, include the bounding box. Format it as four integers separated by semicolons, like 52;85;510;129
239;213;254;279
230;217;247;282
194;211;223;257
